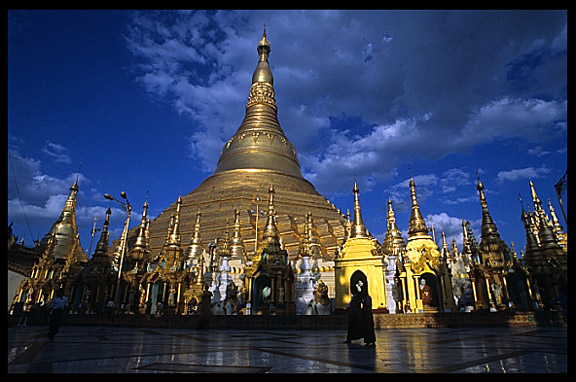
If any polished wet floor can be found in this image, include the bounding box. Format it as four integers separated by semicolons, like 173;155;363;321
7;325;567;373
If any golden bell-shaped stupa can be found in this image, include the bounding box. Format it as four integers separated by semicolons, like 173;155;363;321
127;28;347;263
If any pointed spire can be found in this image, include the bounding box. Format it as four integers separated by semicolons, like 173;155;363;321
537;211;561;250
548;200;564;234
441;231;449;258
382;196;405;256
298;212;311;258
306;211;320;257
41;177;85;262
64;177;79;213
187;211;204;261
461;219;477;265
476;173;501;240
450;237;459;263
92;206;111;259
520;195;540;253
166;195;182;248
164;214;175;247
344;209;352;241
529;179;543;210
260;185;281;252
529;179;549;228
130;197;151;261
407;176;429;237
230;209;246;261
252;24;273;86
218;219;232;258
351;177;368;238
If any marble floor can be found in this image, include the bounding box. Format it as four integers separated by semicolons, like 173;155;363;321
7;325;567;373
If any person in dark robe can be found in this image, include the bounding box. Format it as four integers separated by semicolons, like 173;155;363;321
420;278;434;306
344;278;376;347
47;289;68;341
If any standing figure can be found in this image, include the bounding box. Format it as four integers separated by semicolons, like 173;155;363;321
47;289;68;341
344;279;376;347
420;278;434;306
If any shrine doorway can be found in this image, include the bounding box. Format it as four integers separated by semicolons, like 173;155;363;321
419;272;440;308
252;275;271;314
71;282;84;310
350;270;368;296
506;273;531;311
150;280;164;315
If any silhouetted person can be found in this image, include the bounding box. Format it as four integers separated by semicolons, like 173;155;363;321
47;289;68;341
344;279;376;347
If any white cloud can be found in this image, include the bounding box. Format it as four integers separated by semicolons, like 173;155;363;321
460;97;567;145
42;140;72;164
527;146;550;157
8;146;128;243
9;148;81;206
497;166;551;183
124;10;567;195
426;212;481;249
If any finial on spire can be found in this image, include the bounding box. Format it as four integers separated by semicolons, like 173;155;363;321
476;172;487;209
258;23;271;52
251;23;273;86
71;162;82;191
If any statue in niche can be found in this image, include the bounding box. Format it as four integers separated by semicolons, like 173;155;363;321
419;278;434;306
313;280;332;315
168;288;176;307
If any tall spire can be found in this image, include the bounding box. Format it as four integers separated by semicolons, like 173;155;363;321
260;185;281;253
306;211;320;257
351;178;368;238
212;26;305;180
441;231;449;258
41;177;86;263
187;211;204;261
298;211;311;258
548;200;564;233
92;206;112;259
344;209;352;241
382;196;406;256
476;174;501;240
160;195;183;269
166;195;182;248
130;198;151;262
520;196;540;254
230;209;246;261
407;177;429;237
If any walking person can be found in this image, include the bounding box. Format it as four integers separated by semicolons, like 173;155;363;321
344;276;376;347
47;289;68;341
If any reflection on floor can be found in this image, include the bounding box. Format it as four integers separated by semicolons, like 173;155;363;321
8;326;567;373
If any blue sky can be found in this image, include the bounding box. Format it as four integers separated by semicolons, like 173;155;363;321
8;10;567;257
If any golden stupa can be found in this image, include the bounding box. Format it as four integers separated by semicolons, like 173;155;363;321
126;28;347;266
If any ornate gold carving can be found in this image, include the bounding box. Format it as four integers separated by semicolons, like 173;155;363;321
246;82;277;109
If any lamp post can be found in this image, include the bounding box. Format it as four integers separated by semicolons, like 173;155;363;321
104;192;132;309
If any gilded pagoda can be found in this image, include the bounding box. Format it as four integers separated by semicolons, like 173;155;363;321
10;28;567;320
